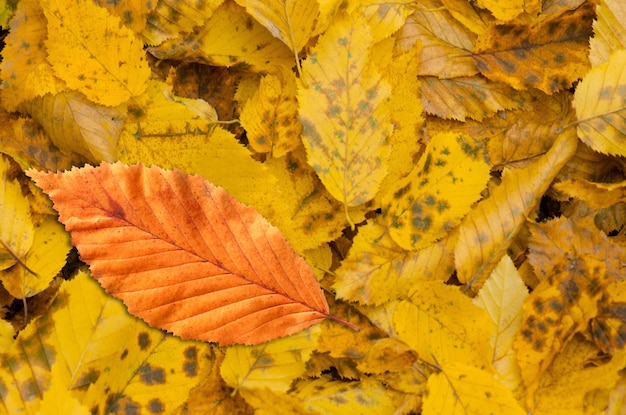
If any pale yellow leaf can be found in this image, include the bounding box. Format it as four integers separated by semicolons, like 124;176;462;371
589;0;626;66
220;326;320;393
393;281;493;367
0;319;15;354
298;13;392;216
353;0;416;43
423;363;525;415
44;0;150;107
573;49;626;157
455;129;578;292
473;255;527;390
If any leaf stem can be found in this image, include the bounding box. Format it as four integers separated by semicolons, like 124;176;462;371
325;312;360;331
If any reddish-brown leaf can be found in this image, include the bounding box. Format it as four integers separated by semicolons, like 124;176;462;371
28;162;333;345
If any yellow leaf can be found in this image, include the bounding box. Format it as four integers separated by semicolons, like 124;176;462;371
298;13;392;217
455;129;578;292
148;1;294;72
473;3;594;94
396;0;477;77
294;375;396;414
473;255;527;390
333;217;455;305
220;326;319;393
354;0;416;43
393;281;493;367
240;69;302;157
140;0;222;45
239;387;310;415
39;362;90;415
382;131;490;250
422;362;525;415
43;0;150;106
0;320;14;354
589;0;626;66
22;91;125;163
2;215;71;299
573;49;626;157
0;155;34;272
0;0;64;111
94;0;157;36
234;0;318;54
421;76;527;121
476;0;523;22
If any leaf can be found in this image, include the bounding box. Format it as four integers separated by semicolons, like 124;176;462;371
382;131;490;250
234;0;318;54
355;0;416;43
298;13;392;216
554;178;626;209
420;76;527;121
476;0;523;22
0;0;64;112
220;325;319;392
21;91;125;163
473;255;527;389
28;162;334;345
93;0;157;36
473;2;594;93
455;129;578;292
333;217;456;305
573;49;626;157
239;69;302;157
43;0;150;107
396;0;478;77
422;362;525;415
148;1;294;72
393;281;493;367
589;0;626;66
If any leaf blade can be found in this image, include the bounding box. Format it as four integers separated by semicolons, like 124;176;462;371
28;162;331;345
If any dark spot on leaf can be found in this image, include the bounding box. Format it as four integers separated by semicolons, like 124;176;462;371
184;361;197;377
424;195;435;206
495;25;514;36
138;364;166;385
437;200;450;212
412;215;432;231
547;21;559;36
393;183;411;199
533;300;544;313
534;339;543;350
184;346;197;359
245;18;254;30
522;329;532;340
75;368;100;388
553;52;565;64
549;299;564;312
148;398;164;414
537;322;547;333
422;153;431;174
138;332;151;350
90;404;99;415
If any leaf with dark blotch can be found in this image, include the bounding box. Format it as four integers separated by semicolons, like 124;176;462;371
28;162;343;346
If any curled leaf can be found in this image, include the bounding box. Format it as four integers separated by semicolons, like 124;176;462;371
28;162;336;345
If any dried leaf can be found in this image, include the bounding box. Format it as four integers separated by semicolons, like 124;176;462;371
477;0;524;22
382;131;490;250
28;162;333;345
455;129;578;292
298;13;392;216
43;0;150;107
473;2;594;93
573;49;626;157
589;0;626;66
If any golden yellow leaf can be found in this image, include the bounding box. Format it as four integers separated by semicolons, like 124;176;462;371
396;0;478;77
333;217;455;305
555;178;626;209
382;131;490;250
93;0;157;35
148;1;293;72
455;129;578;292
573;49;626;157
22;91;125;163
354;0;416;43
0;155;34;272
298;13;392;218
393;281;493;367
2;216;70;299
0;320;14;354
38;362;90;415
220;326;319;393
473;2;594;93
589;0;626;66
421;76;527;121
140;0;222;45
439;0;490;36
44;0;150;107
239;388;310;415
476;0;523;22
473;255;527;390
422;362;525;415
239;69;302;157
294;375;396;414
234;0;318;54
0;0;64;112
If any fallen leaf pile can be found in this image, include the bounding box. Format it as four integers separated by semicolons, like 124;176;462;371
1;0;626;414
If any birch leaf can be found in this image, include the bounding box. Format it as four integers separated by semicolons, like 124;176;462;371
422;362;526;415
220;326;319;392
455;129;578;292
43;0;150;107
589;0;626;66
28;162;336;346
382;131;490;251
298;13;392;215
234;0;318;54
573;49;626;157
473;255;527;389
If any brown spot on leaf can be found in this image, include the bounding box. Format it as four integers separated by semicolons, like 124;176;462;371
138;363;166;385
148;398;165;413
138;332;151;350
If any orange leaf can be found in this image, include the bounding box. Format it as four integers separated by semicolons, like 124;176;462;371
28;162;338;346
